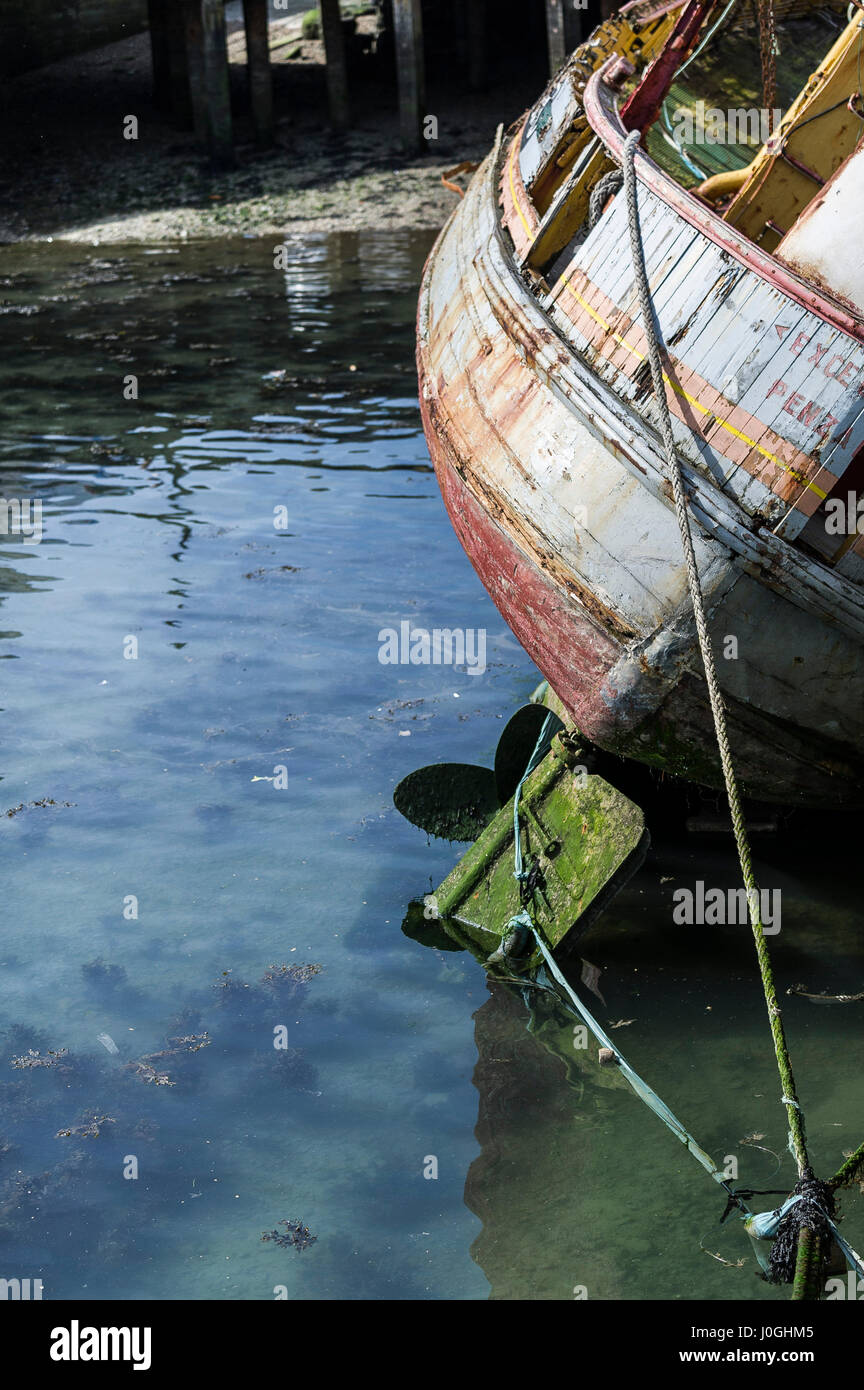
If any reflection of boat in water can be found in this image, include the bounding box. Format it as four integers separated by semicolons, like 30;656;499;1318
418;0;864;807
464;980;612;1300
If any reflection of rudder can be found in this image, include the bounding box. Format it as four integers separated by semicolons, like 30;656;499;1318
464;980;622;1300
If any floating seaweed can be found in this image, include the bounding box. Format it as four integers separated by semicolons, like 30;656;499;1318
167;1033;211;1053
243;566;300;580
261;1218;317;1252
4;798;75;818
56;1114;115;1139
260;962;322;986
130;1032;211;1091
126;1061;174;1087
266;1047;319;1093
81;958;128;991
10;1049;69;1070
212;970;251;995
142;1032;211;1063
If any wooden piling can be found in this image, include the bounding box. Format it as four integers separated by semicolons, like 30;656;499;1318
201;0;235;169
147;0;173;112
166;0;193;127
183;0;209;142
393;0;425;153
319;0;350;130
545;0;566;76
243;0;274;145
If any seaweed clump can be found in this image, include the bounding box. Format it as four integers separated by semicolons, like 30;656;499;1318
11;1049;69;1070
5;798;74;818
81;958;128;991
56;1114;115;1139
126;1061;175;1087
261;962;322;987
261;1218;317;1252
124;1032;211;1088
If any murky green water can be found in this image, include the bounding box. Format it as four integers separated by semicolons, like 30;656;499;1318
0;234;861;1301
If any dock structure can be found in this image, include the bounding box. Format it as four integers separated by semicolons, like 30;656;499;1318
319;0;351;129
145;0;435;161
393;0;426;152
546;0;591;75
148;0;273;166
3;1;565;165
243;0;275;145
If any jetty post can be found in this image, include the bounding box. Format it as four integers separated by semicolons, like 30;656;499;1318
154;0;234;163
146;0;173;112
167;1;195;127
319;0;351;129
546;0;588;75
545;0;567;75
243;0;274;145
393;0;426;152
182;0;209;141
200;0;235;168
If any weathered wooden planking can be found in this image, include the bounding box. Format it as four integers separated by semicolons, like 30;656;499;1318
519;67;581;191
544;181;864;536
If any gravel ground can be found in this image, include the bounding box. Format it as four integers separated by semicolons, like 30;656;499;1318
0;12;543;245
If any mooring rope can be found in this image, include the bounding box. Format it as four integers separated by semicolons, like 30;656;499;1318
505;718;864;1280
620;128;810;1179
514;907;735;1188
616;128;864;1291
505;722;745;1208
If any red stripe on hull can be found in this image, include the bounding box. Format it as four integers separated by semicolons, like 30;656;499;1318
423;395;625;744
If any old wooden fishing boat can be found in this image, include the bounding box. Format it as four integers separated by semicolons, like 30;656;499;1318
417;0;864;807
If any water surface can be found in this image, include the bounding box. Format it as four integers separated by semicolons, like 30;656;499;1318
0;234;861;1301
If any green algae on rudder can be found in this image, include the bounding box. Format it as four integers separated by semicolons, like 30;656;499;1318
429;732;648;968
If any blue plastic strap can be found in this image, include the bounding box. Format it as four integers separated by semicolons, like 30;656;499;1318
511;711;558;882
524;917;728;1188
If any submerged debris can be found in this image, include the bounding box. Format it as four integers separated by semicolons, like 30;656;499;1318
787;983;864;1003
699;1237;746;1269
261;1218;317;1252
740;1131;782;1172
580;960;606;1005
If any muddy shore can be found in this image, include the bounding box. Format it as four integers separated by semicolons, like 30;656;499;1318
0;12;544;246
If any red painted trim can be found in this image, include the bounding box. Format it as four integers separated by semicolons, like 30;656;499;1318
620;0;719;133
583;63;864;345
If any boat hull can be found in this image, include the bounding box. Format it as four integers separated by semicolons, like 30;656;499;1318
417;147;864;807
